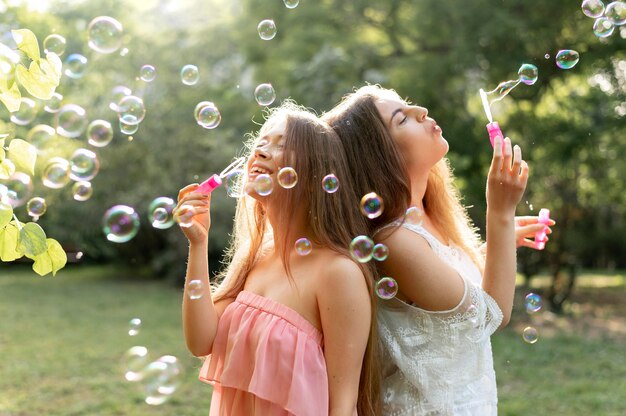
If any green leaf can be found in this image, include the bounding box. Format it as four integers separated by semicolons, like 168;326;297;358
0;138;5;160
0;222;22;261
46;238;67;276
0;81;21;113
7;138;37;175
0;201;12;228
16;61;58;100
25;238;67;276
0;158;15;179
12;29;40;62
42;52;62;81
18;221;47;256
30;250;52;276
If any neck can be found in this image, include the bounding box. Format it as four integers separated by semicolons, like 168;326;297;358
264;199;311;256
408;168;429;212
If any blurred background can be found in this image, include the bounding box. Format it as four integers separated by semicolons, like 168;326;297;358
0;0;625;414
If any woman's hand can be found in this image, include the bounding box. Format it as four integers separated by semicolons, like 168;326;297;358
486;136;529;217
515;215;556;249
174;184;211;245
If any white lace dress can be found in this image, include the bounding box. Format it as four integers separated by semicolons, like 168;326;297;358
377;222;503;415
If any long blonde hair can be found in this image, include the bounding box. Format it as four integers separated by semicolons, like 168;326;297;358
323;85;484;269
212;101;381;415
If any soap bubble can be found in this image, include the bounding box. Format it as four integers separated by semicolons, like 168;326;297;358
70;148;100;181
360;192;384;219
87;120;114;147
491;79;520;100
253;173;273;196
195;102;221;129
87;16;124;54
605;1;626;25
180;64;199;85
518;63;538;85
119;115;140;135
72;181;93;201
43;34;66;55
117;95;146;125
522;326;538;344
26;197;47;219
44;92;63;113
42;157;71;189
63;54;88;79
123;346;149;382
174;205;194;228
56;104;88;138
524;293;543;313
10;98;37;126
405;206;424;226
376;277;399;300
187;280;204;300
593;17;615;37
148;197;176;229
284;0;300;8
295;237;312;256
544;53;550;59
128;318;141;336
254;83;276;106
372;243;389;261
26;124;56;149
109;86;132;112
141;355;182;405
277;167;298;189
224;169;245;198
582;0;606;18
103;205;140;243
555;50;580;69
322;174;339;193
349;235;375;263
257;19;277;40
140;64;157;82
4;173;33;208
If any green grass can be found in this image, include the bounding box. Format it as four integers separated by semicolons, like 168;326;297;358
0;264;211;416
1;265;625;415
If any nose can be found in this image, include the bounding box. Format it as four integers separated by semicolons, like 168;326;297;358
412;106;428;122
254;144;270;160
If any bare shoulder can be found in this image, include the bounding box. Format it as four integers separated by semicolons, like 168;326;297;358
377;224;466;311
311;250;369;304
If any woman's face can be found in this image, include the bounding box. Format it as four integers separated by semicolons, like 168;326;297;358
374;96;449;175
246;116;287;199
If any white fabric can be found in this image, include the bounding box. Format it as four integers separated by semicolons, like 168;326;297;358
377;221;503;415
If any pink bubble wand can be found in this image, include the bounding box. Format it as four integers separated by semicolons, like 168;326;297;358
534;208;551;250
479;88;504;148
196;157;246;194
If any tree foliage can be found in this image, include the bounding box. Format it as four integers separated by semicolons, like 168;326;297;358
0;0;624;290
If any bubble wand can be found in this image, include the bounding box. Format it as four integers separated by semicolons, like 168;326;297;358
479;87;504;148
196;157;246;194
534;208;551;250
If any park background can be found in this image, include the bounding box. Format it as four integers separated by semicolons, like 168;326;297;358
1;0;625;414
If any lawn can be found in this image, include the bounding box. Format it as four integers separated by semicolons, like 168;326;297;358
1;265;624;415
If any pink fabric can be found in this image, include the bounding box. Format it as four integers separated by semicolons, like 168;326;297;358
199;290;329;416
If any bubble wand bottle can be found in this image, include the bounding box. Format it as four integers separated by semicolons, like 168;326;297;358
534;208;551;250
196;157;246;194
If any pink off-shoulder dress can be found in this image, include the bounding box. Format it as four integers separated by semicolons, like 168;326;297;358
199;290;328;416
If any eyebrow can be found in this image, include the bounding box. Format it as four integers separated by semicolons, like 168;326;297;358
389;108;403;125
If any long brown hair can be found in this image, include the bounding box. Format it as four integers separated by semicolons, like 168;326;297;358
212;101;381;415
323;85;484;269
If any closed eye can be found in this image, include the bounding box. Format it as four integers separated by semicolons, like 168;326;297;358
399;115;408;125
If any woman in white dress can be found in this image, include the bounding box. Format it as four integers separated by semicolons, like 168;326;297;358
323;85;553;415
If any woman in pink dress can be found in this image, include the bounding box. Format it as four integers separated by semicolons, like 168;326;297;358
175;102;380;415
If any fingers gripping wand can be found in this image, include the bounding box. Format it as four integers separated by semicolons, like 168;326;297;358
196;157;246;194
534;208;551;250
479;88;504;148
